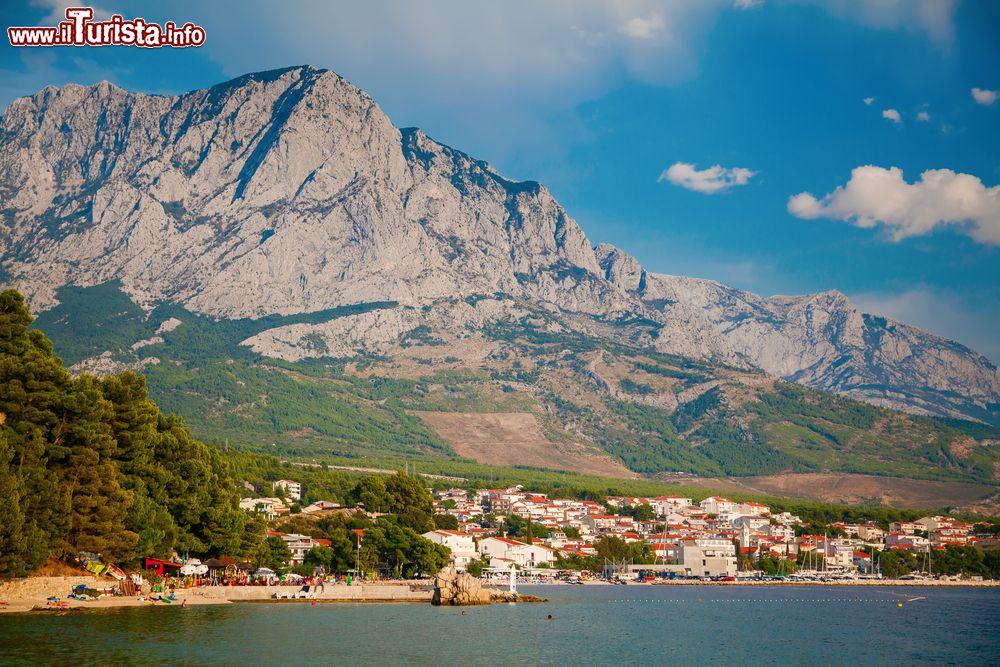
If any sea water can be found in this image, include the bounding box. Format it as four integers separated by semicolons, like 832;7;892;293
1;585;998;666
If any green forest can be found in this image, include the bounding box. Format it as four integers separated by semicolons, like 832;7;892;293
0;289;261;579
0;287;462;581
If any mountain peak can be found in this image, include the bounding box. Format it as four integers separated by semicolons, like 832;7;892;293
1;66;997;424
594;243;645;293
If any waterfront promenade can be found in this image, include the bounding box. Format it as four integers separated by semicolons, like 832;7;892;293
2;575;997;614
0;576;432;613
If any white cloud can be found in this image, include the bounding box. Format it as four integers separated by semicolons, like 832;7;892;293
169;0;729;164
619;14;666;40
788;165;1000;245
138;0;959;165
659;162;756;194
863;97;875;106
812;0;957;47
30;0;112;24
733;0;764;9
971;87;998;105
916;111;930;122
882;108;901;123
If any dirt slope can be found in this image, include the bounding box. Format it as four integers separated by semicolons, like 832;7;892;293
411;411;634;478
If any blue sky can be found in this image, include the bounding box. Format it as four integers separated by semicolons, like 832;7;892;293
2;1;998;361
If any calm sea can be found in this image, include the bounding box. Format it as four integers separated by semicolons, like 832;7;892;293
1;585;998;666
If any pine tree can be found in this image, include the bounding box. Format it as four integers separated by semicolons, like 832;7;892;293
0;289;262;577
55;375;137;561
102;373;177;557
0;290;71;572
0;425;31;576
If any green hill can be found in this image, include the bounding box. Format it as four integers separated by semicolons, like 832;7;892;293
32;282;1000;489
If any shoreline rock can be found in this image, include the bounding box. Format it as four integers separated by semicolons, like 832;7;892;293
431;567;544;605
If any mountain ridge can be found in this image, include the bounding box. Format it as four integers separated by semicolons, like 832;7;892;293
1;64;997;426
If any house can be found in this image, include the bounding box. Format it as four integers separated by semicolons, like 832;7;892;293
239;497;289;520
732;515;770;532
762;523;795;542
817;539;856;570
857;524;885;542
742;501;772;516
652;496;693;516
889;521;923;535
700;497;737;515
269;532;321;565
916;516;973;546
885;533;930;551
770;512;802;526
582;515;622;532
423;530;478;571
649;541;681;562
853;551;874;573
273;479;302;502
302;500;342;514
477;536;557;568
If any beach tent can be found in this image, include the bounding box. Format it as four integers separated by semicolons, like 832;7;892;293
180;559;209;576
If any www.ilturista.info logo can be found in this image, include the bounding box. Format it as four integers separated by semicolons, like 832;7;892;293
8;7;205;48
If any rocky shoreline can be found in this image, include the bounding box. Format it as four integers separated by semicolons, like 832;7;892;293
432;568;544;605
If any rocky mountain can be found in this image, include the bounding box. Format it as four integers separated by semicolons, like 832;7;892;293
1;65;998;427
596;246;1000;424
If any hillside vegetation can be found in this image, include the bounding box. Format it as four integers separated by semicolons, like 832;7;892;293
33;282;1000;488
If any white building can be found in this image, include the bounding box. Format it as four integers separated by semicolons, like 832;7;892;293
732;515;771;532
652;496;693;516
274;533;322;565
477;537;557;568
857;524;885;542
818;539;857;570
885;533;930;551
273;479;302;502
239;497;288;520
680;539;737;578
423;530;478;571
889;521;923;535
699;497;738;515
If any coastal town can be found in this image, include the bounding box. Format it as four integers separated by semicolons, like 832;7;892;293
5;468;998;616
242;478;1000;582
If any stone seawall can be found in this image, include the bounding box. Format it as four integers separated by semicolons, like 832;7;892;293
180;584;432;602
0;575;105;601
0;577;431;613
